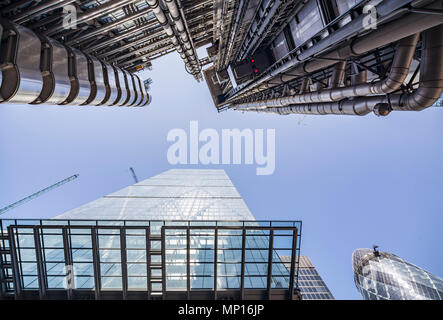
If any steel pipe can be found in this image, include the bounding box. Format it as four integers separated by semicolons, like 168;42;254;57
0;21;43;104
233;34;420;109
83;55;107;105
226;1;443;103
234;25;443;116
102;62;119;106
63;47;92;105
31;36;71;105
114;67;129;105
146;0;201;78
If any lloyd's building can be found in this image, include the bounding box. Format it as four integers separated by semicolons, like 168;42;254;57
0;169;303;300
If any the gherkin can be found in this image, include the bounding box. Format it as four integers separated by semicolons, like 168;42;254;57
353;248;443;300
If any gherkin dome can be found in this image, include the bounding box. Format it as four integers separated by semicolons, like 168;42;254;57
352;248;443;300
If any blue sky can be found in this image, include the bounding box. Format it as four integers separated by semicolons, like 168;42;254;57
1;51;442;299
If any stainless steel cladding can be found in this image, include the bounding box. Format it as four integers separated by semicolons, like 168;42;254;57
102;63;119;106
66;48;92;105
134;75;145;106
125;71;138;106
0;20;43;104
32;36;71;104
114;67;128;106
0;19;151;108
85;55;108;106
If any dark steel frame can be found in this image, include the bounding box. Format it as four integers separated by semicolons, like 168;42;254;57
0;219;301;300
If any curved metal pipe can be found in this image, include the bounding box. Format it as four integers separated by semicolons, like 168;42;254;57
102;62;119;106
227;8;443;103
0;21;43;104
235;25;443;116
390;24;443;111
63;48;91;105
233;34;419;109
83;55;107;106
31;36;71;105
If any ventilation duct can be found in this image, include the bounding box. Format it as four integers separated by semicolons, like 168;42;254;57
0;20;152;108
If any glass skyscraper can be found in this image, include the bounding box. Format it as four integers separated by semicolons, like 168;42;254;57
353;248;443;300
0;169;302;300
281;256;334;300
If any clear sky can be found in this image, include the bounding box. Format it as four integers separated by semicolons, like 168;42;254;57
1;50;442;299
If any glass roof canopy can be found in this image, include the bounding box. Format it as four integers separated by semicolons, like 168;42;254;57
0;219;302;300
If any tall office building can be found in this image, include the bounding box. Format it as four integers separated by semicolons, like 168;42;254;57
281;255;333;300
1;0;442;117
353;248;443;300
0;169;302;300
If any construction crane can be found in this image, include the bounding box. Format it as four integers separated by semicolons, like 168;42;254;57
0;174;79;215
129;167;138;183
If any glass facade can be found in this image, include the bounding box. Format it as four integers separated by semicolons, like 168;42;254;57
353;248;443;300
0;169;302;300
55;169;255;221
281;255;334;300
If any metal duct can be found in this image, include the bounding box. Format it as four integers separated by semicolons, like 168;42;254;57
102;62;119;106
31;36;71;105
226;4;443;103
235;25;443;116
389;24;443;112
84;55;108;105
0;19;152;108
328;62;346;89
134;75;145;106
64;48;92;105
0;21;43;104
146;0;201;79
114;67;128;106
125;71;138;106
233;34;419;109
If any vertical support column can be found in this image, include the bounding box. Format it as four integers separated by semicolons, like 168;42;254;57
240;228;246;300
33;226;47;300
145;226;151;299
288;228;298;300
8;227;22;299
213;227;218;300
161;226;166;299
91;227;101;300
120;227;128;300
186;227;190;300
62;227;74;299
266;229;274;300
